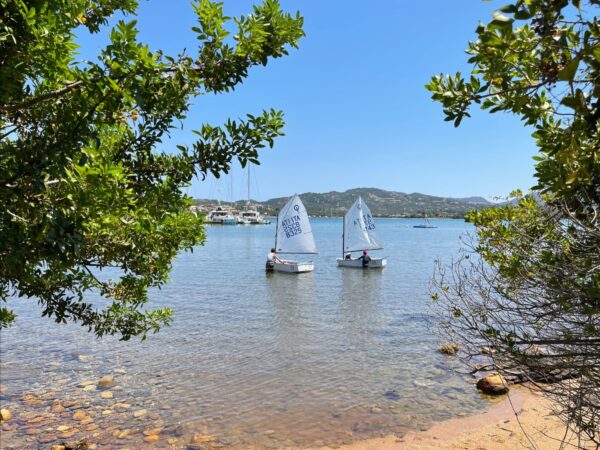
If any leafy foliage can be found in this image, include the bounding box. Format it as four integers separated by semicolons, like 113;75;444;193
0;0;304;339
427;0;599;443
426;0;599;208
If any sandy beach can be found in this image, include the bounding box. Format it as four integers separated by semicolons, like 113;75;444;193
312;386;594;450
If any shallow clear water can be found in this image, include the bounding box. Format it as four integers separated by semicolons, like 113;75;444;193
0;218;486;449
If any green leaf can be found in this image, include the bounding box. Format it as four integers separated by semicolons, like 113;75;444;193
498;4;517;13
491;11;512;22
558;57;580;82
513;8;534;20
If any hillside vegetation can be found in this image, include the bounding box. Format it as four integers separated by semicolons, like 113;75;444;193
195;188;492;218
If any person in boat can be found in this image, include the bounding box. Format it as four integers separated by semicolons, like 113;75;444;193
266;248;283;271
357;250;371;267
345;253;352;260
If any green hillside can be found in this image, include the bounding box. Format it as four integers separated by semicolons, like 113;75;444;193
195;188;492;218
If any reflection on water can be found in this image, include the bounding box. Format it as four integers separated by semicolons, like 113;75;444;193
0;218;486;449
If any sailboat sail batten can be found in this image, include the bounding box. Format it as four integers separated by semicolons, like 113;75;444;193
275;195;318;254
343;197;383;253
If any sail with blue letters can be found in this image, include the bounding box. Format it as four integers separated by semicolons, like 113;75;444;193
275;195;318;254
343;197;383;252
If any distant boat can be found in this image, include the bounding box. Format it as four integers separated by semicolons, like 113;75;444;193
206;206;236;225
237;166;271;225
207;180;237;225
270;195;317;273
337;197;387;269
413;216;437;228
238;208;270;225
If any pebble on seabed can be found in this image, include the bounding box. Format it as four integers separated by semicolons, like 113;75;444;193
133;408;147;417
97;375;115;388
0;408;12;421
143;434;160;443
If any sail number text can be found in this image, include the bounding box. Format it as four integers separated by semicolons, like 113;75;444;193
282;215;302;238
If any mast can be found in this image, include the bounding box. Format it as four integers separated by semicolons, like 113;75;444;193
342;209;345;258
247;165;251;206
274;208;279;251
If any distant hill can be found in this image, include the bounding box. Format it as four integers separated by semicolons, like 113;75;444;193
194;187;492;218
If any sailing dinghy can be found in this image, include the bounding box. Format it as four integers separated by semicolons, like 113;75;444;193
272;195;318;273
413;216;437;228
337;197;387;268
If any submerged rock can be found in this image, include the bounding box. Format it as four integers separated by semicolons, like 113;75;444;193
97;375;114;388
143;428;161;436
192;434;216;443
63;439;90;449
476;372;509;395
438;343;459;356
51;403;65;413
0;408;12;421
133;408;147;418
23;392;42;406
70;352;90;362
384;390;400;401
112;402;131;410
72;410;87;421
63;400;80;408
38;434;58;443
413;379;434;388
79;416;93;425
112;428;132;439
59;429;78;438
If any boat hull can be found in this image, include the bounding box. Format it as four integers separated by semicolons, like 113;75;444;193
336;258;387;269
273;261;314;273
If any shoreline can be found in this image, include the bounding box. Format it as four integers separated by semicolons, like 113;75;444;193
310;385;593;450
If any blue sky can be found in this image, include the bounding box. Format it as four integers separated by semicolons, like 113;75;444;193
77;1;539;201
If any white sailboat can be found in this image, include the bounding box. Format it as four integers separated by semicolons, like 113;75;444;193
238;166;271;225
206;206;237;224
206;181;236;224
413;216;437;228
337;197;387;268
271;195;318;273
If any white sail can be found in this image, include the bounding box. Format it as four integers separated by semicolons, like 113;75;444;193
275;195;318;254
343;197;383;253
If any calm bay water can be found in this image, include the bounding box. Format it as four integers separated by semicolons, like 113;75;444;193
0;218;487;449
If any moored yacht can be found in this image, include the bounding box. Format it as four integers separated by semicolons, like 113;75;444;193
206;207;237;225
238;204;271;224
